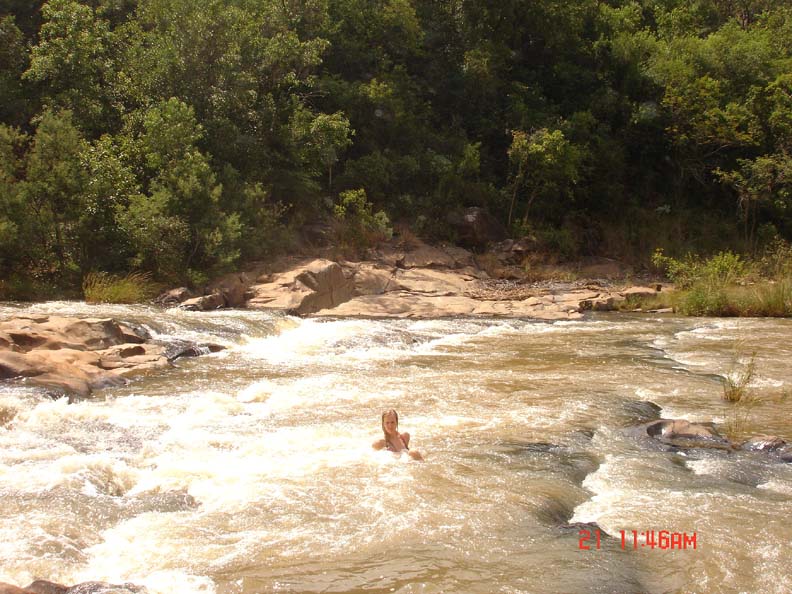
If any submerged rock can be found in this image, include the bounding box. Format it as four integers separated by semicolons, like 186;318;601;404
628;419;733;450
179;292;226;311
162;340;225;362
741;435;792;463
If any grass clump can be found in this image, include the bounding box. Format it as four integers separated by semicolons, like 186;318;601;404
82;271;158;304
720;351;761;441
722;352;757;403
719;352;790;441
652;244;792;316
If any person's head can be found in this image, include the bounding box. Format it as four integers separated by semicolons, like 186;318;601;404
381;409;399;437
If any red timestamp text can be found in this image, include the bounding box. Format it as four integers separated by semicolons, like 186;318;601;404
578;529;697;550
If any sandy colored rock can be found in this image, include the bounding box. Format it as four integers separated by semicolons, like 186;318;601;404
206;272;253;307
0;315;219;397
401;244;458;269
315;291;583;320
346;263;403;295
620;286;661;299
248;259;353;315
394;268;477;295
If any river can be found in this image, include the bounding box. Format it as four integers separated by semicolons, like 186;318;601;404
1;302;791;593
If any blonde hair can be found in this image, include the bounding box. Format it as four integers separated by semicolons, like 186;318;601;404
381;409;399;442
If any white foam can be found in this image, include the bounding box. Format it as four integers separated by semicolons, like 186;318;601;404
757;480;792;496
77;515;218;594
236;379;279;403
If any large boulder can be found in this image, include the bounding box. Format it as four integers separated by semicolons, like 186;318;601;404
0;316;145;353
205;272;253;307
446;207;508;250
247;259;354;315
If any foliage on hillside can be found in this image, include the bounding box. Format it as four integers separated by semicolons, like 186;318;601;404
2;0;792;296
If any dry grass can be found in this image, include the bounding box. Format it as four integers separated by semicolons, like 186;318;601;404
83;271;159;304
722;352;757;403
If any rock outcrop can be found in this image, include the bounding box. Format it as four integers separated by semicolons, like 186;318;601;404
156;237;668;320
0;316;223;398
247;259;354;315
238;241;644;319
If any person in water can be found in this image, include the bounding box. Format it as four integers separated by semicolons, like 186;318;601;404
373;409;424;461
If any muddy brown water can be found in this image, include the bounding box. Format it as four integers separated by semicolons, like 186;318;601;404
1;302;791;593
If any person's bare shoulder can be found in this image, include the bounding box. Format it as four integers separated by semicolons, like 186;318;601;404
401;432;411;446
372;439;386;450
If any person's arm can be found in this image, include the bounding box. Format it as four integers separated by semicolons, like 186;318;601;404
401;432;411;447
372;439;386;450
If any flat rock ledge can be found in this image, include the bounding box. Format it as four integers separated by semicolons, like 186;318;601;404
179;242;666;319
0;315;222;398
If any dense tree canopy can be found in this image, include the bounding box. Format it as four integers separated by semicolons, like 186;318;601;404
2;0;792;293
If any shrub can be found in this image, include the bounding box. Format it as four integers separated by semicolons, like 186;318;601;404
333;189;392;254
82;271;158;304
652;249;746;289
674;284;732;316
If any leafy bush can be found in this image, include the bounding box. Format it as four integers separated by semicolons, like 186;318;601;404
674;284;732;316
652;249;746;289
82;271;158;303
333;189;392;254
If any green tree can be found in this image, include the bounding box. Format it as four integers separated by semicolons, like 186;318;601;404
24;0;118;135
507;128;581;229
116;98;242;277
0;16;30;127
18;109;88;278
